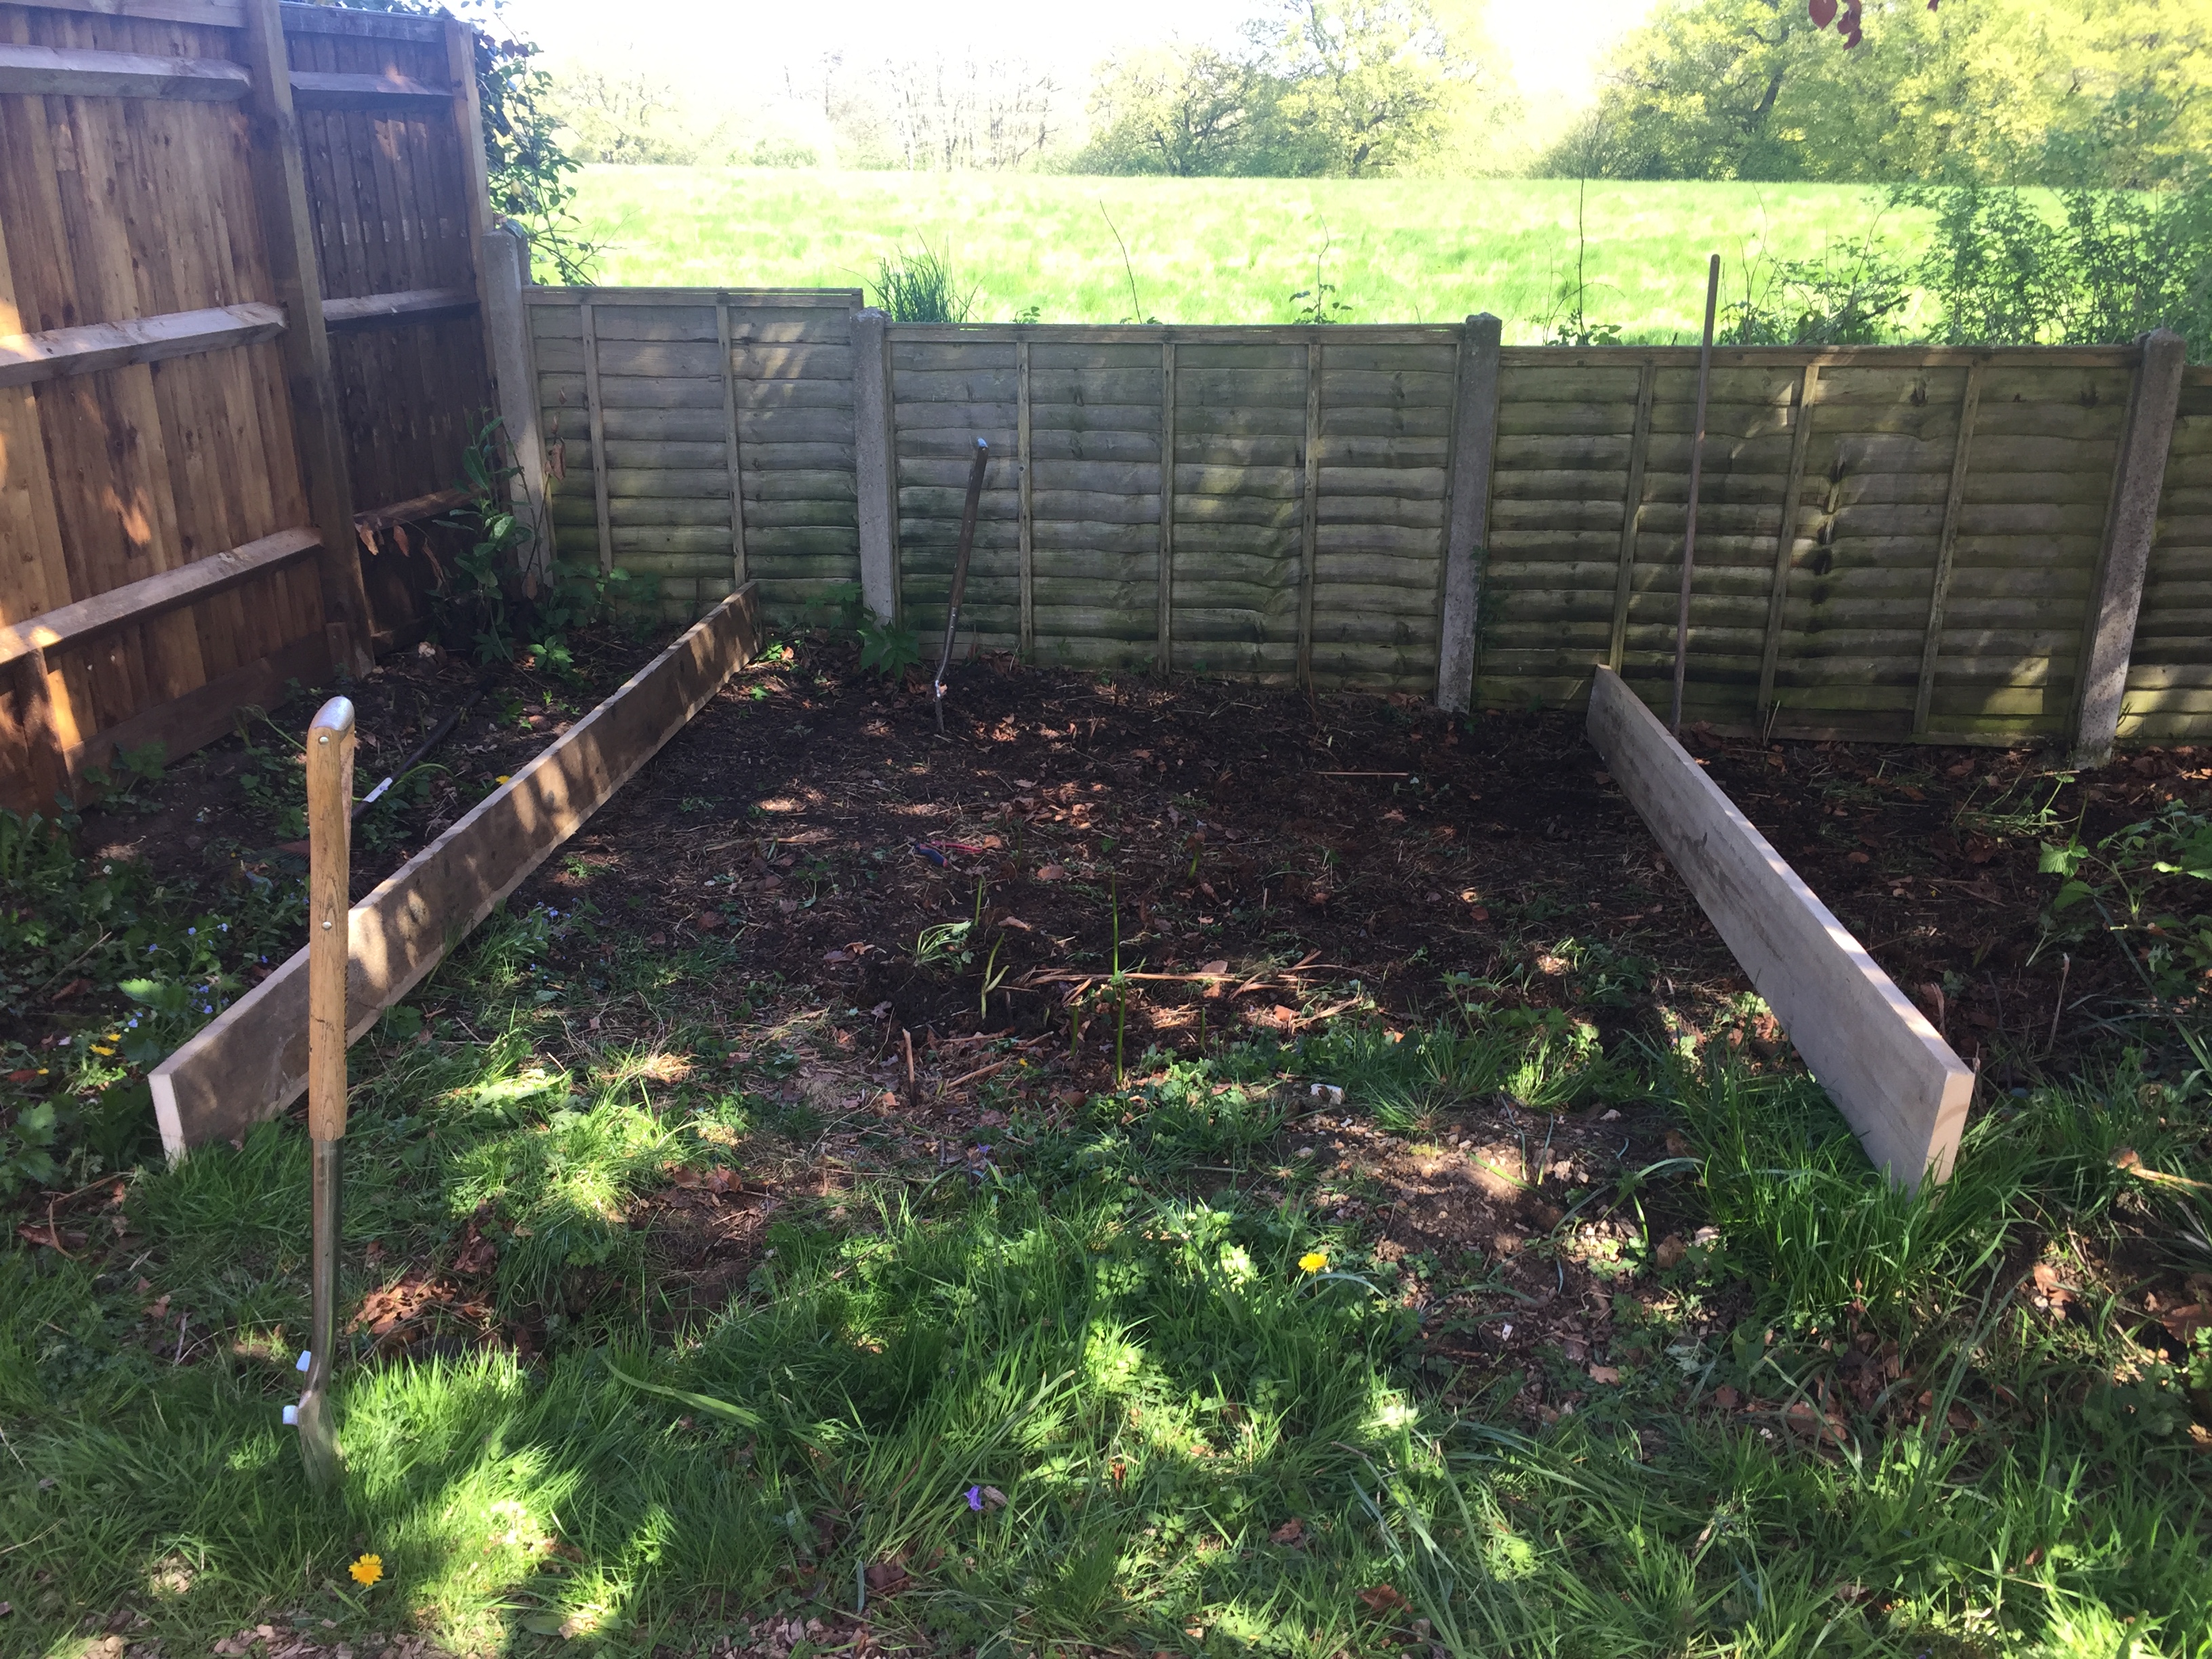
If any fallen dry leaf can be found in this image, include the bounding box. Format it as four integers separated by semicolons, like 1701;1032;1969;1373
1654;1234;1687;1269
1357;1584;1412;1617
1587;1364;1622;1385
1270;1517;1304;1545
1713;1385;1741;1409
1035;864;1069;882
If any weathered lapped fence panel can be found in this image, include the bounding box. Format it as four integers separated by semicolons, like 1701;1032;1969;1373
529;288;862;625
2127;365;2212;741
1477;345;2141;743
510;300;2209;745
886;323;1459;687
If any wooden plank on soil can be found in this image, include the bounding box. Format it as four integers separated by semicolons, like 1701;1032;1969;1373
148;584;765;1157
1586;665;1973;1190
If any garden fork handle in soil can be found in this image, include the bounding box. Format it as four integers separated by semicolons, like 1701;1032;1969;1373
1671;253;1721;736
934;438;990;735
297;695;354;1488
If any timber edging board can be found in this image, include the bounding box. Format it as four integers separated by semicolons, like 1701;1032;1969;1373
148;583;764;1157
1586;666;1975;1189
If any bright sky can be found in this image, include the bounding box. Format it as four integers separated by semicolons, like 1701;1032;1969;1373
505;0;1662;113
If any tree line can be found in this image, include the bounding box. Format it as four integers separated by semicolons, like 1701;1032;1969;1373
540;0;2209;189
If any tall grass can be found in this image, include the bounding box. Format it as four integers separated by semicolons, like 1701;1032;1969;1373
567;169;1944;338
871;243;977;323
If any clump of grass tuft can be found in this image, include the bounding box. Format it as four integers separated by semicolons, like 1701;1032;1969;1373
871;242;975;323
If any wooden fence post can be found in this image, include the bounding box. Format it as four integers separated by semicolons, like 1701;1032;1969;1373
2074;329;2187;764
1437;313;1501;713
7;649;70;810
482;221;550;589
853;307;898;624
443;18;496;401
238;0;373;677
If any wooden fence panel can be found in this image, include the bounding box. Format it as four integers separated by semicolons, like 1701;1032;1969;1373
893;336;1021;650
495;309;2212;745
283;1;491;648
1170;340;1300;680
530;289;861;625
0;0;500;810
2124;366;2212;741
1481;358;1642;709
1311;337;1456;691
0;0;325;806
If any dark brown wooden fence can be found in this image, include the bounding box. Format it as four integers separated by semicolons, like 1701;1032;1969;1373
0;0;497;813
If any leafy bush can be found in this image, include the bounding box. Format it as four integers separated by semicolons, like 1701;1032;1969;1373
437;417;626;671
1721;235;1917;345
857;614;924;680
1914;183;2212;354
2039;802;2212;1004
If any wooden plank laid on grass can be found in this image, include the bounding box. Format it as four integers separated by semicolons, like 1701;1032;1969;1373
1586;665;1973;1189
148;584;764;1157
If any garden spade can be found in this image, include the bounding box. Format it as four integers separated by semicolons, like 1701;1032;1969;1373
933;437;990;735
289;696;354;1487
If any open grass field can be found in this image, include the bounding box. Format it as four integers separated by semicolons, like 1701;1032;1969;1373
565;170;1942;341
5;631;2212;1656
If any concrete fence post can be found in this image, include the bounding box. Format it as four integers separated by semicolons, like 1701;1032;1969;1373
483;220;551;588
853;307;899;624
1437;312;1501;713
2074;328;2186;764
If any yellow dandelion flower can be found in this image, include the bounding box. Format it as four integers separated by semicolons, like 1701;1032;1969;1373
495;775;512;785
348;1553;384;1586
1298;1251;1328;1273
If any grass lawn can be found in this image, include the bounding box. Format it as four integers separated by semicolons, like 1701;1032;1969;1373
5;635;2212;1657
563;171;1942;342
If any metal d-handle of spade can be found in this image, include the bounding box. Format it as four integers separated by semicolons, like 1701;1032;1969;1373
932;437;990;736
283;696;354;1486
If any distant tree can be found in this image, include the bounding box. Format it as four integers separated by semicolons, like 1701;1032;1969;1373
543;64;709;165
1076;45;1267;176
1071;0;1505;178
1547;0;2212;186
806;51;1063;171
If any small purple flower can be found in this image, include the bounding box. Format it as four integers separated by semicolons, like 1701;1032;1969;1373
966;1486;983;1512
